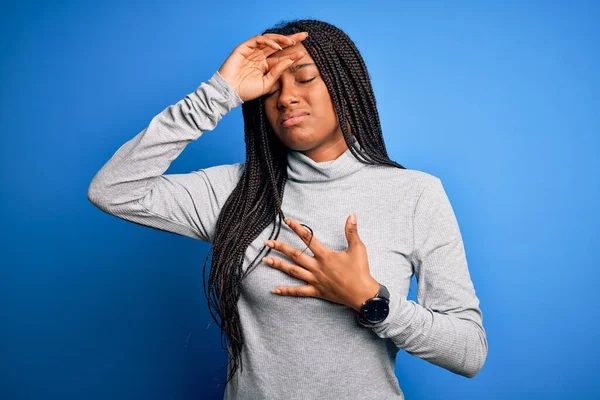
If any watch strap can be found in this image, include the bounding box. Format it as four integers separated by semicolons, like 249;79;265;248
377;284;390;301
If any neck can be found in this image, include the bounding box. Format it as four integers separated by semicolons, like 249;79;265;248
286;136;366;183
300;135;350;163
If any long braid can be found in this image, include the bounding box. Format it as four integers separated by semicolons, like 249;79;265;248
201;18;407;386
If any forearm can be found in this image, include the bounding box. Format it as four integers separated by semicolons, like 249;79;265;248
87;71;243;211
370;293;487;378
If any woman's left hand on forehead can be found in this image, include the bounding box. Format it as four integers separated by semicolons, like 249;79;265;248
263;214;380;312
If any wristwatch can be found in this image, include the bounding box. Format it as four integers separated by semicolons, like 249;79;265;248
356;283;390;327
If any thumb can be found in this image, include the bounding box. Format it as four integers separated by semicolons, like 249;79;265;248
345;212;361;248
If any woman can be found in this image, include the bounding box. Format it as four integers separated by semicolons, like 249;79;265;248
88;18;487;399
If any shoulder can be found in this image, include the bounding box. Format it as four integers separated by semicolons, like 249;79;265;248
363;164;440;196
398;168;440;185
404;169;442;196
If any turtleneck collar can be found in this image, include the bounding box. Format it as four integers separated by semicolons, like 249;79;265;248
286;136;367;183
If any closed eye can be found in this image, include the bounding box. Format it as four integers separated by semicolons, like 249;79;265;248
265;77;317;97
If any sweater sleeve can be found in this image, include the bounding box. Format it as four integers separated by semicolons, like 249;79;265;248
368;177;488;378
87;71;245;243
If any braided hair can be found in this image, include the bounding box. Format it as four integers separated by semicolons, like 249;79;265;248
202;18;407;385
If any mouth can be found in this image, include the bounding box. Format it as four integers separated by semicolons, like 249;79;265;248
281;114;309;128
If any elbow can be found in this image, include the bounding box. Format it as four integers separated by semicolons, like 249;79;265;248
87;180;103;208
87;184;98;205
464;358;487;379
87;179;113;212
463;358;485;379
462;326;488;378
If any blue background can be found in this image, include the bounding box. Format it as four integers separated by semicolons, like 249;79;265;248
1;0;598;399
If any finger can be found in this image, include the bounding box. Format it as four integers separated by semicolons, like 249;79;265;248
259;33;308;57
264;32;309;42
261;36;303;58
265;49;304;69
260;42;291;59
264;237;317;272
254;36;284;51
262;52;305;89
272;284;319;297
262;256;316;284
243;32;307;53
263;32;308;45
284;218;327;260
252;34;299;54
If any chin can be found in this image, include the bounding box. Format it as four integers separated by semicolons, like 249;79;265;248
274;131;316;151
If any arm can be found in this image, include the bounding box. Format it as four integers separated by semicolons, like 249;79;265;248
369;177;488;378
87;71;244;243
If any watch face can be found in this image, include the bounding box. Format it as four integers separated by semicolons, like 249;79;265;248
362;298;390;323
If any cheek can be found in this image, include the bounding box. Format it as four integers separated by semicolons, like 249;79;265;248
263;102;278;126
308;91;338;126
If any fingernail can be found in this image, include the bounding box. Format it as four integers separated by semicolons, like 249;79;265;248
350;212;357;224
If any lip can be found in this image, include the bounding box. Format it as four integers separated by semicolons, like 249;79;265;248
281;111;309;127
282;115;307;127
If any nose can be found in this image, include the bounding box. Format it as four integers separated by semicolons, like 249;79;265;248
277;78;300;109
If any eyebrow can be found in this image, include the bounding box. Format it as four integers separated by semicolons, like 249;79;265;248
288;63;316;73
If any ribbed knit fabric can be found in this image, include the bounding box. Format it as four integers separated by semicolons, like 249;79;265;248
87;71;487;399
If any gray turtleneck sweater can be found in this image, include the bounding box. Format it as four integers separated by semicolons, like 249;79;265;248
87;71;487;399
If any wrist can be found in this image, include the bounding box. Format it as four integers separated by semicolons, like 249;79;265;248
352;277;381;312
